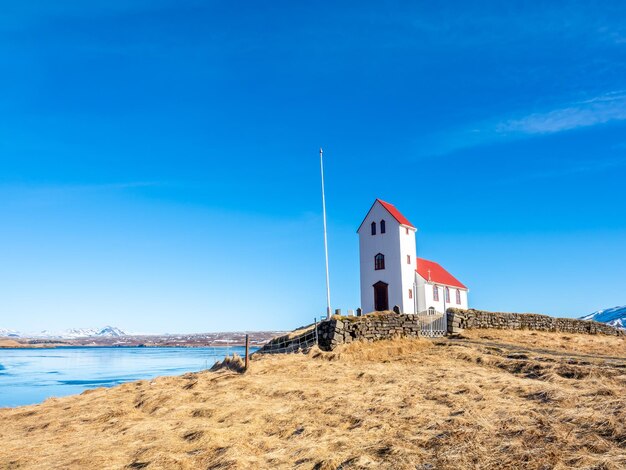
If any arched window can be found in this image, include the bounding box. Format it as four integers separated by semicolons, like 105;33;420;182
456;289;461;304
374;253;385;270
433;285;439;301
428;306;436;315
380;219;386;234
445;287;450;303
371;221;376;235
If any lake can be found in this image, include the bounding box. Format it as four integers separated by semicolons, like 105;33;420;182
0;346;257;408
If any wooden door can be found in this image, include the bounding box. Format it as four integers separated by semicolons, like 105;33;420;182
373;281;389;311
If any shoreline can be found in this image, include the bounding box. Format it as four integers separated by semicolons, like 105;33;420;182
0;332;283;350
0;343;256;349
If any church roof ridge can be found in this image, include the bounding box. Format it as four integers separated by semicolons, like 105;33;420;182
375;199;415;228
416;257;467;289
356;199;415;232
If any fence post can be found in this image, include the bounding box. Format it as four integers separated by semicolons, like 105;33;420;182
244;334;249;371
314;317;319;346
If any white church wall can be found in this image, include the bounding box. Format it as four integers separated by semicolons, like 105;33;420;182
416;274;428;313
358;202;405;313
398;223;417;313
457;289;469;310
417;274;469;314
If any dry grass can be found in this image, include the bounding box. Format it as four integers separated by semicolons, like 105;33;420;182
462;328;626;357
285;324;315;339
210;354;246;373
0;340;67;349
1;331;625;469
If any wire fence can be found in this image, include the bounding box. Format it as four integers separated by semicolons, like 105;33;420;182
257;319;320;354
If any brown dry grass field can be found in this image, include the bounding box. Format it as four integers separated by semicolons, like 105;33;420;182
1;329;625;470
0;340;68;349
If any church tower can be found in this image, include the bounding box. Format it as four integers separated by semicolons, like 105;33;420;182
357;199;417;314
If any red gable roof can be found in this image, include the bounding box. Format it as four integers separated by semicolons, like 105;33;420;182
376;199;415;228
416;257;467;289
357;199;415;232
356;199;415;232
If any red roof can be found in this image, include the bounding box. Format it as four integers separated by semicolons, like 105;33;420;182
376;199;415;228
416;257;467;289
357;199;415;232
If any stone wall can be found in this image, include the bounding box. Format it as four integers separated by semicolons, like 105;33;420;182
317;313;421;351
258;309;624;355
447;308;625;336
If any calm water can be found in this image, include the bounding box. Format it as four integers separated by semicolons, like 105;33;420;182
0;346;257;408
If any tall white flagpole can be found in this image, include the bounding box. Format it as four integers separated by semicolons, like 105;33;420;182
320;147;332;320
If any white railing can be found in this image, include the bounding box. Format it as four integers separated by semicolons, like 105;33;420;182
415;311;447;337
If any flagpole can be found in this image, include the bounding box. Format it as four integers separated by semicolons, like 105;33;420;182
320;148;332;320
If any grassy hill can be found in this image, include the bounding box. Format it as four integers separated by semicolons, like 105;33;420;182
1;329;625;469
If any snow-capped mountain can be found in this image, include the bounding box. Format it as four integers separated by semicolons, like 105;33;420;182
41;326;127;338
0;328;20;337
94;326;126;337
0;326;127;338
580;306;626;330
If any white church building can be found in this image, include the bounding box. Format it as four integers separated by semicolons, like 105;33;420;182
358;199;469;314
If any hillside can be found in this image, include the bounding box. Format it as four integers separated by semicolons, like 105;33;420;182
1;330;625;469
0;339;23;348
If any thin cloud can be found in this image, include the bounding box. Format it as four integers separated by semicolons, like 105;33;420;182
420;91;626;157
496;91;626;135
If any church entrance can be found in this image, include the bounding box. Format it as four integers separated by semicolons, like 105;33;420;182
373;281;389;311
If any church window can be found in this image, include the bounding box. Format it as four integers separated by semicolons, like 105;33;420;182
407;255;411;264
371;221;376;235
406;227;409;235
428;306;436;315
380;220;386;234
445;287;450;303
456;289;461;304
375;253;385;270
408;288;413;299
433;285;439;301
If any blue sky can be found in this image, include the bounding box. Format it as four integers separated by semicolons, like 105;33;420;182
1;1;625;333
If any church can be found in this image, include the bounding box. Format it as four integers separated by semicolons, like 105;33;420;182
357;199;469;314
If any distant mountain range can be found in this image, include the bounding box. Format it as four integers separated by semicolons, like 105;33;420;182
0;326;127;339
0;328;20;337
580;306;626;330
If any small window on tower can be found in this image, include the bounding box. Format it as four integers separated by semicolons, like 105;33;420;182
456;289;461;305
408;289;413;299
433;285;439;301
374;253;385;270
380;219;386;234
371;221;376;235
405;227;409;235
407;255;411;264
